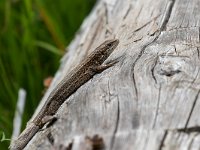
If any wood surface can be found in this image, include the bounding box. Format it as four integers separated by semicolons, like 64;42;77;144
25;0;200;149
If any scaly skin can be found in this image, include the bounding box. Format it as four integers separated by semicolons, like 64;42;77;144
10;39;119;150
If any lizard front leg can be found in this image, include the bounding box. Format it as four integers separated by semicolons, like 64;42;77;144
92;60;119;73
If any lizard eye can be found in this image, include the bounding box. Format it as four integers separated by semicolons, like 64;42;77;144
107;43;112;47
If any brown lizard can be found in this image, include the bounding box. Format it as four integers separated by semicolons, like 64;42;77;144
10;39;119;150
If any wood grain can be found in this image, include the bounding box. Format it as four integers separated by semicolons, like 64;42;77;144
25;0;200;149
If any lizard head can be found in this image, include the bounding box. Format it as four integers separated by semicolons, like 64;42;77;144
100;39;119;55
94;39;119;64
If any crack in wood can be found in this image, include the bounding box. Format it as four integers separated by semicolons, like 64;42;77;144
159;0;175;31
173;45;177;54
132;42;156;102
191;69;200;85
151;56;158;84
127;14;160;40
134;14;161;33
103;2;109;25
184;90;200;128
110;97;120;150
179;0;189;29
158;130;168;150
152;85;161;128
132;70;139;101
133;37;143;42
131;0;175;102
198;27;200;48
123;4;132;20
197;47;200;59
159;69;181;77
187;134;197;150
47;132;54;145
177;126;200;133
135;5;143;22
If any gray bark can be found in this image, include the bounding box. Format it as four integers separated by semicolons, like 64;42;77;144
25;0;200;149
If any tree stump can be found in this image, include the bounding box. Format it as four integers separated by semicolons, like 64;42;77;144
25;0;200;149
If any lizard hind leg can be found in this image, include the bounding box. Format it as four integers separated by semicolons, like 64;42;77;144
92;60;119;73
41;115;57;128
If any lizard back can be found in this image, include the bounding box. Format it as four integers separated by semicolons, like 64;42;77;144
33;39;119;126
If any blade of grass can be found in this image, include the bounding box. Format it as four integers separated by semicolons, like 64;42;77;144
35;40;64;55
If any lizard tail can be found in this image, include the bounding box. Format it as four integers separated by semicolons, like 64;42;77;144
9;123;39;150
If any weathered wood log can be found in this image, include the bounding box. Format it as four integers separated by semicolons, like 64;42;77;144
25;0;200;149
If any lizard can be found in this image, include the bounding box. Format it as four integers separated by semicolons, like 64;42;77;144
10;39;119;150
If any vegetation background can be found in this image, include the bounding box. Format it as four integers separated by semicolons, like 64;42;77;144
0;0;96;149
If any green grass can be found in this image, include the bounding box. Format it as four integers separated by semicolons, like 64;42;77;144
0;0;96;149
